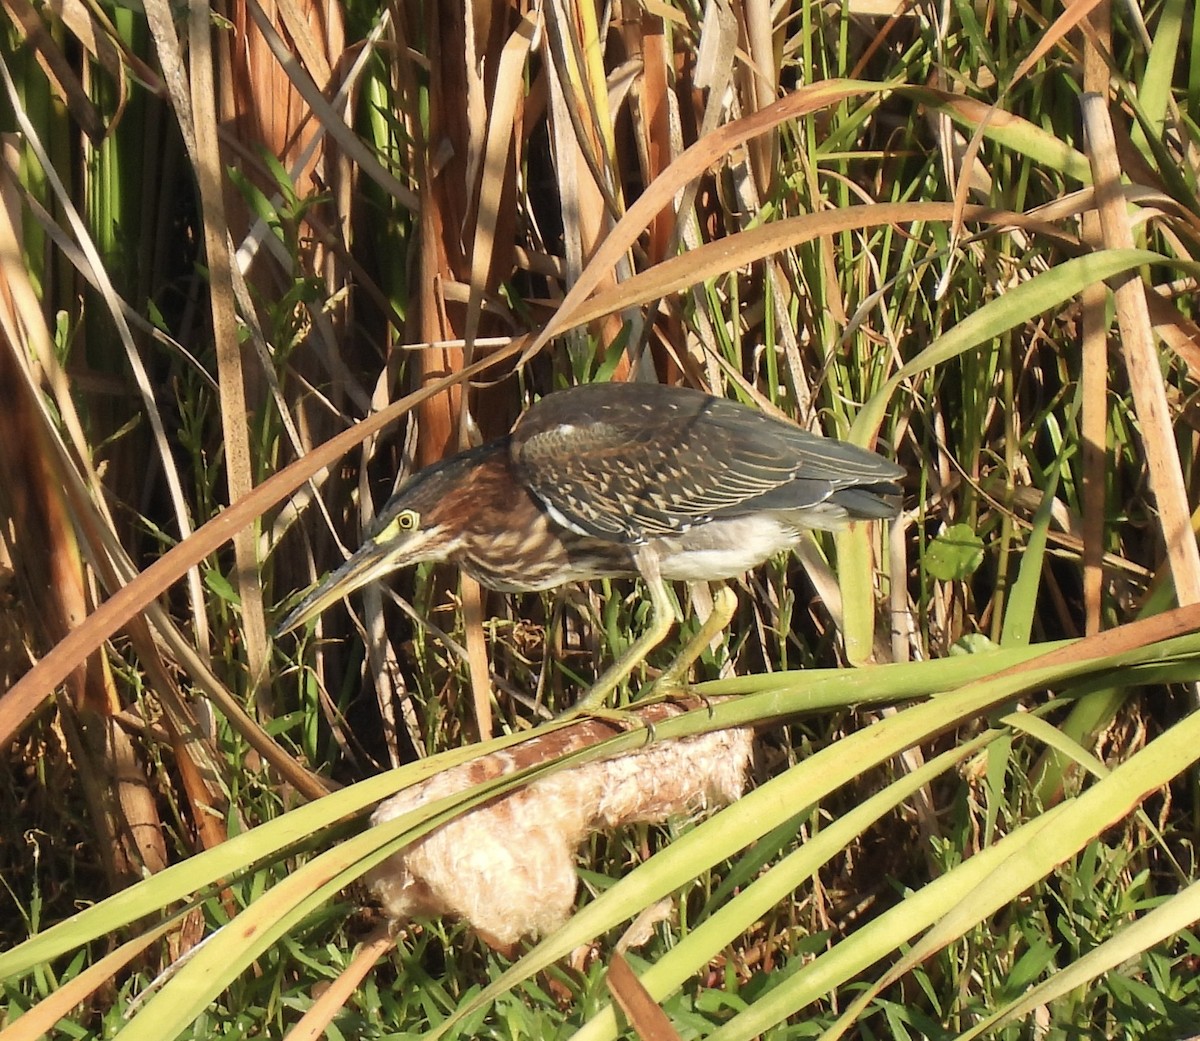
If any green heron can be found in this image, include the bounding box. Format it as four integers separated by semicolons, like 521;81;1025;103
278;382;904;710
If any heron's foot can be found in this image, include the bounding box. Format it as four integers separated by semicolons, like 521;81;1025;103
560;609;676;719
550;702;657;741
646;586;738;698
557;585;737;726
558;668;643;723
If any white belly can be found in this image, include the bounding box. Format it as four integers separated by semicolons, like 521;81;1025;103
650;515;805;581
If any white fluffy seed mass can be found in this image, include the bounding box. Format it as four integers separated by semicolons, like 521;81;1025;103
366;703;753;946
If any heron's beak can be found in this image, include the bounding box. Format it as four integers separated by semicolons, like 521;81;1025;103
275;527;442;635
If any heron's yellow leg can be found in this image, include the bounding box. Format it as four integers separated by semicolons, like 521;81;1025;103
565;548;676;717
650;584;738;696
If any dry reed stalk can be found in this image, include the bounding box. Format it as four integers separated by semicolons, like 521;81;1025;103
1079;3;1111;637
0;171;168;886
1082;95;1200;609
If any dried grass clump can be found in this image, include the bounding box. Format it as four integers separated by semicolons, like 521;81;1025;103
367;702;753;946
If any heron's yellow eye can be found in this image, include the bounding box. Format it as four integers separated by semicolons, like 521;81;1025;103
378;509;419;542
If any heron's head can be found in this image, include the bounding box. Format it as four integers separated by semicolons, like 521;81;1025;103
276;442;506;634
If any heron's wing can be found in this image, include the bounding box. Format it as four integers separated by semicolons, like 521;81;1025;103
511;385;903;543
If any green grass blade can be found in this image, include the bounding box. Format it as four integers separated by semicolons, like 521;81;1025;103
852;249;1169;443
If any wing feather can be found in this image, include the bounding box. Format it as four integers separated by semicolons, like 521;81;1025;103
511;384;903;543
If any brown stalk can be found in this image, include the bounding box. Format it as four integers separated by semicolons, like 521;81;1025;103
211;0;356;731
623;4;683;383
189;1;270;709
737;0;778;199
0;224;168;887
0;213;242;830
0;336;169;887
410;2;533;737
606;951;682;1041
217;0;347;312
281;929;396;1041
414;2;470;462
1079;5;1110;636
0;0;105;142
544;0;627;364
1081;94;1200;608
47;0;161;91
